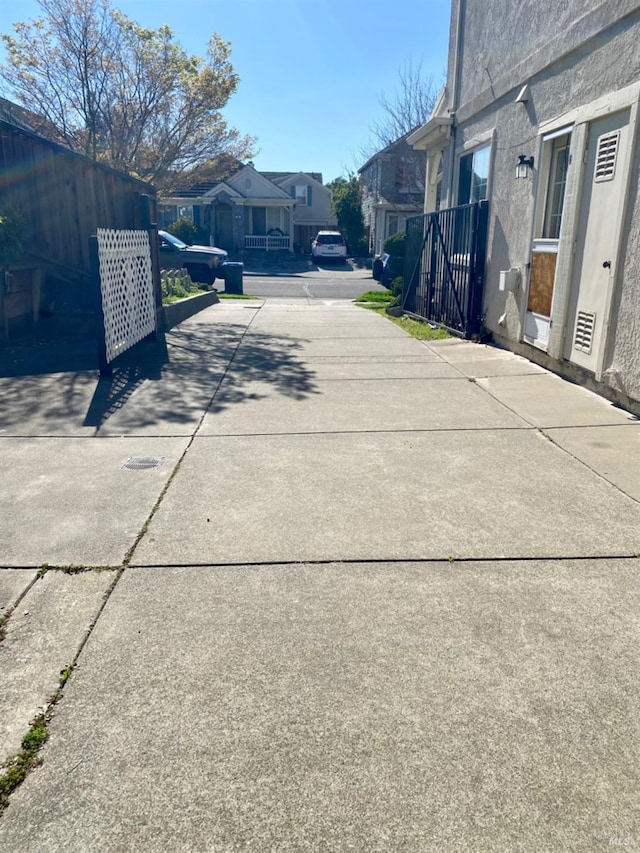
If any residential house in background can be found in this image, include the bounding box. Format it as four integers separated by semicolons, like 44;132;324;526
159;164;335;253
359;133;427;256
408;0;640;412
260;171;336;251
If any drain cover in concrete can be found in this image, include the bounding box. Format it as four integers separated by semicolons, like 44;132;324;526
121;457;165;471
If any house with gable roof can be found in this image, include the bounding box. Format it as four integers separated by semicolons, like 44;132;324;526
358;133;427;257
159;164;336;254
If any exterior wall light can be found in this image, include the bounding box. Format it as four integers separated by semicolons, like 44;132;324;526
516;154;534;179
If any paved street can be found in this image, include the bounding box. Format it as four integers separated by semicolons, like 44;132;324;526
242;261;387;299
1;272;639;852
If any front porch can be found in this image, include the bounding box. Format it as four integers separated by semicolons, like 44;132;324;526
244;234;291;251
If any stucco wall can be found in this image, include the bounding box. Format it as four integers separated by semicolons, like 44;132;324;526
446;0;640;403
604;154;640;400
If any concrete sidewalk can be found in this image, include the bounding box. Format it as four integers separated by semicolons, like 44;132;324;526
1;298;639;851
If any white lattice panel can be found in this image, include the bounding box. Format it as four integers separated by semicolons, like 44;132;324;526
97;228;156;363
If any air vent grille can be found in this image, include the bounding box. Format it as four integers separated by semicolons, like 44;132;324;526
574;311;596;353
594;131;620;182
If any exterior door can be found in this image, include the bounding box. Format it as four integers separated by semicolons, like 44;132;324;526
215;204;233;251
563;110;630;370
524;129;572;350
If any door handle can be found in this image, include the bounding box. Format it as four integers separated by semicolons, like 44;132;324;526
602;260;611;269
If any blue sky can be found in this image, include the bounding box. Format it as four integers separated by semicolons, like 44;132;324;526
0;0;451;183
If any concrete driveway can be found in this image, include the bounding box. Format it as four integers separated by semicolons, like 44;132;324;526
1;278;639;852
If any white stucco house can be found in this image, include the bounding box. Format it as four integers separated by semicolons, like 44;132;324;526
408;0;640;413
159;164;335;254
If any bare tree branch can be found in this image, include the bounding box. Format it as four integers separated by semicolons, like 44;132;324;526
0;0;256;189
359;59;442;164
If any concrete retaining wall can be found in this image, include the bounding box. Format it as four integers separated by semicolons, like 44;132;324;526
162;291;220;330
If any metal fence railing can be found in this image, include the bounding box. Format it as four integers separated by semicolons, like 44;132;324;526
402;201;489;338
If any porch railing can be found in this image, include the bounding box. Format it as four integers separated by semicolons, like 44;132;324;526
402;201;488;338
244;234;291;250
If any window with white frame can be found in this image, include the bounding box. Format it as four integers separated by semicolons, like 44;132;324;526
540;131;572;239
294;185;308;205
457;143;491;205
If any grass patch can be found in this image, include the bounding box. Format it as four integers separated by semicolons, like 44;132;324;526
0;611;9;642
217;292;259;299
0;714;49;812
39;563;88;575
0;655;82;811
59;662;75;687
354;290;395;304
360;304;452;340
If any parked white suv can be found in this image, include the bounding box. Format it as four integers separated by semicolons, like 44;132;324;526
311;231;347;263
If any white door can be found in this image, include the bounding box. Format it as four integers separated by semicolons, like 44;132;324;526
563;110;631;370
524;129;572;351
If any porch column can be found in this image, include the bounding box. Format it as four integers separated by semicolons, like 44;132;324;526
425;151;442;212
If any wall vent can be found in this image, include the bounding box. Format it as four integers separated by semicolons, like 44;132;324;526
574;311;596;353
594;131;620;182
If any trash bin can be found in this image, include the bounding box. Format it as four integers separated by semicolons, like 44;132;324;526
223;262;243;295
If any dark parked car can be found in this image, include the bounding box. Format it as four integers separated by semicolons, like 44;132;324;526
158;230;228;284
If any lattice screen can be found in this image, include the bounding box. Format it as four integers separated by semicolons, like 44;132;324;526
96;228;156;363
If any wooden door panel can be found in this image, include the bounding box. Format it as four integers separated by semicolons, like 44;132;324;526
527;251;557;316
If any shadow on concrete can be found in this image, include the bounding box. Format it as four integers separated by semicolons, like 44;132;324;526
83;337;169;428
168;323;320;418
81;324;319;429
0;337;98;378
0;322;320;433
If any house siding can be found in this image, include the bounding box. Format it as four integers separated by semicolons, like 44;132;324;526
359;139;426;256
435;0;640;408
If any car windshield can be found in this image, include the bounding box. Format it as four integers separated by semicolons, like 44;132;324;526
160;231;188;249
317;234;343;244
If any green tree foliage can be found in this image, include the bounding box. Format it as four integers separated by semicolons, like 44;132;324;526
166;217;207;246
383;230;406;257
327;175;366;255
0;0;256;189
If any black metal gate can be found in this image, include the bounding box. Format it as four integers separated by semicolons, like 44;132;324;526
402;201;489;338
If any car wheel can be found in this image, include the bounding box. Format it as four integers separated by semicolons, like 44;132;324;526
185;264;214;286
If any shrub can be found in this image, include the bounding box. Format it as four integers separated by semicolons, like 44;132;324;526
390;276;404;297
166;217;209;246
161;268;208;302
383;230;406;278
350;238;370;258
383;230;406;258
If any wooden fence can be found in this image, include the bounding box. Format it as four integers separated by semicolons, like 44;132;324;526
0;117;156;340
